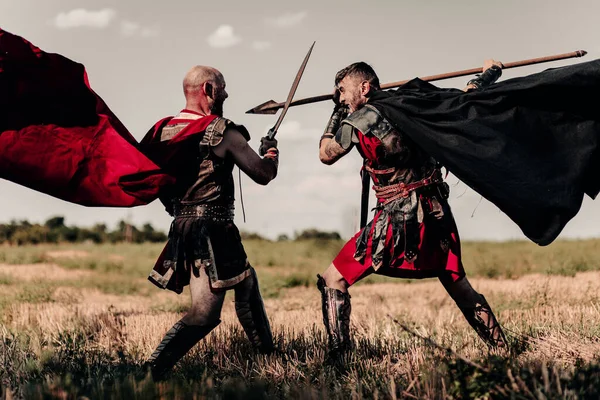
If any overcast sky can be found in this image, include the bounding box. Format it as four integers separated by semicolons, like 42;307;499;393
1;0;598;241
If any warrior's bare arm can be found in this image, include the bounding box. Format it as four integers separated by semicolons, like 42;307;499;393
213;127;277;185
319;136;352;165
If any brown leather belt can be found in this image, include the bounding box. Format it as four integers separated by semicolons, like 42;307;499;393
173;203;235;222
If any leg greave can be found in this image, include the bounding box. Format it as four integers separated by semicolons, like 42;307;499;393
148;319;220;381
460;295;507;348
317;274;351;354
234;267;274;353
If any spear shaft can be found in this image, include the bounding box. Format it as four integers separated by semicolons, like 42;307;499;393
247;50;587;115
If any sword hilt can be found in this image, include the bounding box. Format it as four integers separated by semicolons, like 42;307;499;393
259;128;278;156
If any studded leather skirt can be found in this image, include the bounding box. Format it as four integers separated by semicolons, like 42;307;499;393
148;203;250;293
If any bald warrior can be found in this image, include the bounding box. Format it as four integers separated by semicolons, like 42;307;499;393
142;66;279;380
317;60;508;362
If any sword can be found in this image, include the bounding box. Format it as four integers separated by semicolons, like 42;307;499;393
263;41;315;140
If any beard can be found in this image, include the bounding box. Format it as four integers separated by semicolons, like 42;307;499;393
211;100;224;117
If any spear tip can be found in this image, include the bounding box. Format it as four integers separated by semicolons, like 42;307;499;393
246;100;280;115
577;50;588;57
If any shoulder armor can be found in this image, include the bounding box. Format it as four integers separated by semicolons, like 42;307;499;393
202;117;251;147
202;117;230;147
342;104;394;141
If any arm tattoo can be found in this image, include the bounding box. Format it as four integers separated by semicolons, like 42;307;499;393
324;139;347;159
325;142;341;158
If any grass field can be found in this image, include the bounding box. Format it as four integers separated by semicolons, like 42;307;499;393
1;239;600;399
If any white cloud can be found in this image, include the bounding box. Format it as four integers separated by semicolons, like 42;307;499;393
140;27;160;38
120;20;160;38
252;41;272;51
266;11;308;28
120;20;140;36
53;8;116;29
207;25;241;48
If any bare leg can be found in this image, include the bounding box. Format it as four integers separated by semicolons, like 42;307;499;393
318;263;352;358
321;263;350;293
148;266;225;380
440;276;507;348
182;265;226;326
234;266;274;352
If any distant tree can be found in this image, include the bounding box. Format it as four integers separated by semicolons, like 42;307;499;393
141;223;167;242
277;234;290;242
294;229;341;241
91;223;109;243
45;216;65;230
54;225;78;243
11;229;30;246
240;231;269;241
0;221;19;244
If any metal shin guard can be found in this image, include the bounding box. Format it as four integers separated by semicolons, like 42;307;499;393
234;268;274;353
460;295;507;348
317;274;351;355
148;319;220;381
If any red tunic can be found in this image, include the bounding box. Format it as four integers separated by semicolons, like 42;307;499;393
333;131;465;286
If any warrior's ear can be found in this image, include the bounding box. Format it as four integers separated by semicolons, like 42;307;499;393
361;81;372;96
204;82;214;98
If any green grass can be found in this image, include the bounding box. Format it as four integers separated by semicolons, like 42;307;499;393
1;238;600;298
1;240;600;398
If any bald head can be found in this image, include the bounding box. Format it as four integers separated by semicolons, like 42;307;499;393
182;65;228;116
183;65;224;96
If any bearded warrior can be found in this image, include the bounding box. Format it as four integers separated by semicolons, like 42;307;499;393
317;60;507;362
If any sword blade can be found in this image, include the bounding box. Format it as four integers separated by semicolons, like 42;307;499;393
268;41;315;138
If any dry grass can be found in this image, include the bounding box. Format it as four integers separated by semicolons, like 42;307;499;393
1;242;600;398
0;263;93;282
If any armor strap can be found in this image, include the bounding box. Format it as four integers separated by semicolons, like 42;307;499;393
202;117;251;148
317;275;352;355
459;295;507;348
234;267;274;353
148;319;220;380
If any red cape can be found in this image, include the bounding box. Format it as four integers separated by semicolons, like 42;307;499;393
0;28;206;207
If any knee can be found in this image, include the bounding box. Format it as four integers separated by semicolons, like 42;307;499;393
183;309;221;327
183;296;223;326
319;264;349;292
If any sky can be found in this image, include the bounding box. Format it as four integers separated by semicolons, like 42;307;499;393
1;0;599;241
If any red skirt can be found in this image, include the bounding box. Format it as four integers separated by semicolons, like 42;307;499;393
333;210;465;286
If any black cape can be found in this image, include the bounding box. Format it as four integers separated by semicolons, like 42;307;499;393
368;59;600;245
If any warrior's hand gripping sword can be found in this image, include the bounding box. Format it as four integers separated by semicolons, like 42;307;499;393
263;41;315;140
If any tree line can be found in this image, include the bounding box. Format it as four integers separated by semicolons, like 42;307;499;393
0;216;343;246
0;216;167;245
242;229;342;242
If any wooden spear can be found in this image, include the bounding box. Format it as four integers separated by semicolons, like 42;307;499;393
246;50;587;114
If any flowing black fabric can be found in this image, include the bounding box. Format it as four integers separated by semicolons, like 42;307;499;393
368;59;600;245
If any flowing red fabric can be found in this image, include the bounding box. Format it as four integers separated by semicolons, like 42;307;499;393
0;28;182;207
139;114;218;169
